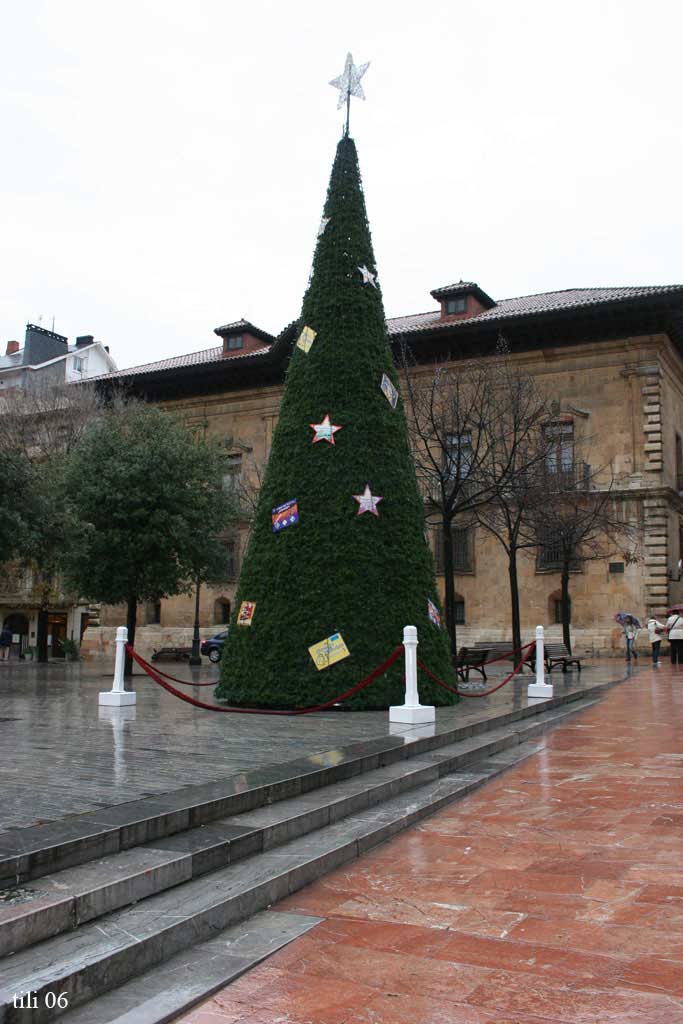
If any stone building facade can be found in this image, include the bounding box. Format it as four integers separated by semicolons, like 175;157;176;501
86;281;683;662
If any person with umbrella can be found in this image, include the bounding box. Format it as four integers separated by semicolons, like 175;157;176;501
646;614;667;666
666;605;683;665
615;612;641;662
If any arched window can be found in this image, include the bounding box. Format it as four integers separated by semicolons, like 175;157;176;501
214;598;230;625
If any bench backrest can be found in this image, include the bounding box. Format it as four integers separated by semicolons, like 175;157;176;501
545;643;571;657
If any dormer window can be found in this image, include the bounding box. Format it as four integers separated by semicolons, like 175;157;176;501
445;296;467;315
227;335;243;350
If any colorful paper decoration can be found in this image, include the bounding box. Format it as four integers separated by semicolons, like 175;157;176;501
380;373;398;409
309;632;351;671
353;484;383;517
317;216;330;238
358;264;377;288
296;325;317;354
272;499;299;532
237;601;256;626
310;414;342;445
427;599;442;628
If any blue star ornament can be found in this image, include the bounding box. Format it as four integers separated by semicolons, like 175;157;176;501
329;53;370;109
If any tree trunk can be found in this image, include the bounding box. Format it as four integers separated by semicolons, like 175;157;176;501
561;561;572;653
442;522;457;659
508;550;522;657
36;605;49;663
124;595;137;680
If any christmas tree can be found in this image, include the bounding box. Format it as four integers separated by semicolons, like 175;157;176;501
217;124;456;709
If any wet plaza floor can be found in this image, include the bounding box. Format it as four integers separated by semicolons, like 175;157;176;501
176;661;683;1024
0;656;628;830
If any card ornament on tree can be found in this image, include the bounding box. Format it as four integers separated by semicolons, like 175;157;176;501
428;599;442;628
271;499;299;532
296;326;317;354
237;601;256;627
380;373;399;409
308;632;350;670
217;73;457;709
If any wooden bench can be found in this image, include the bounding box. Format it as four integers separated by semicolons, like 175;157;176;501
544;643;582;673
150;646;192;662
453;647;490;682
473;641;533;672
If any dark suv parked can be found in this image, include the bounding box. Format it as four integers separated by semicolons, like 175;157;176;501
200;629;229;663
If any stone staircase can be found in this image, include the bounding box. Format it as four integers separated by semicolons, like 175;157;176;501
0;688;608;1024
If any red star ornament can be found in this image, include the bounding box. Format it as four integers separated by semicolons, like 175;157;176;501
310;414;342;445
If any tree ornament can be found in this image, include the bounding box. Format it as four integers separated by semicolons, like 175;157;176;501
317;216;330;238
310;414;342;445
296;325;317;353
271;499;299;532
329;52;370;133
358;264;377;288
308;632;350;670
380;372;398;409
353;484;383;517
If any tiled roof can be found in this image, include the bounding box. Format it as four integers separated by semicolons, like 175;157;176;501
91;344;271;380
96;284;683;381
213;319;276;343
387;285;683;336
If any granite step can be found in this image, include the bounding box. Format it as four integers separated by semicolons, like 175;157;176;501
0;698;599;1024
0;684;604;889
0;699;596;961
0;770;500;1024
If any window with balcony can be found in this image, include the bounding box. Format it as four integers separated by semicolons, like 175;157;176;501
543;420;574;484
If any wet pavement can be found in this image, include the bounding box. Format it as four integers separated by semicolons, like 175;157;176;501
175;661;683;1024
0;657;628;831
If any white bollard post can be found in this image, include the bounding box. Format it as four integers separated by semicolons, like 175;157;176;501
99;626;137;706
527;624;553;700
389;626;436;724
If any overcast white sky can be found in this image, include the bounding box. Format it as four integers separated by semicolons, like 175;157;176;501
1;0;681;370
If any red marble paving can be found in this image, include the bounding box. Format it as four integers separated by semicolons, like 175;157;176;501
176;666;683;1024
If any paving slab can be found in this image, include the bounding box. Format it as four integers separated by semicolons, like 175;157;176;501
0;658;629;830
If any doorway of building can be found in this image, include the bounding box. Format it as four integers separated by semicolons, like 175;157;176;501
48;613;68;658
3;613;29;658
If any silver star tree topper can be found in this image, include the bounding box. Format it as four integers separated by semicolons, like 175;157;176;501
330;52;369;134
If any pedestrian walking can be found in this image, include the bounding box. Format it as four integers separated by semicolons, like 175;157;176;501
0;626;12;661
623;615;639;662
647;616;666;666
666;610;683;665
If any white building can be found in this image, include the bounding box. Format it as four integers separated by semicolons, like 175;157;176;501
0;323;116;390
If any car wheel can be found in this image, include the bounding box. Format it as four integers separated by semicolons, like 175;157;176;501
208;648;221;663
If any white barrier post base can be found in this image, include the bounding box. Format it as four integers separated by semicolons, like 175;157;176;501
99;626;137;707
390;625;436;724
528;624;553;700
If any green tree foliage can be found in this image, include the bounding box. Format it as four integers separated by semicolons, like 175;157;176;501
0;449;39;560
218;136;456;709
62;402;235;672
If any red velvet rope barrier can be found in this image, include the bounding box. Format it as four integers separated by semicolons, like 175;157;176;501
419;642;535;698
143;662;216;686
126;643;404;715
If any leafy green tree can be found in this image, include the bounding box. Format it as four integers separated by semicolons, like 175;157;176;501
218;135;456;709
0;449;38;560
62;402;234;675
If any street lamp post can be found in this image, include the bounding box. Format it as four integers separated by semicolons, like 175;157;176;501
189;573;202;666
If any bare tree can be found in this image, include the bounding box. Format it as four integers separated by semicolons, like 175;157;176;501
533;459;639;652
474;354;552;657
401;347;503;656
